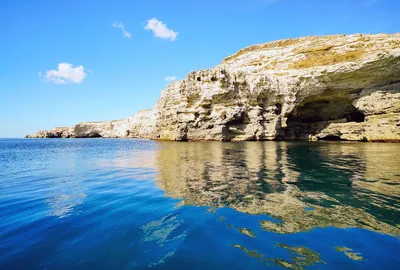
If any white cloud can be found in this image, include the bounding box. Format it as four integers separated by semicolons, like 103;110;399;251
144;18;178;41
112;21;132;39
42;62;87;84
165;76;177;82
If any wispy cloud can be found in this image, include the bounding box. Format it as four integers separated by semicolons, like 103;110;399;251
144;18;178;41
41;62;87;84
112;21;132;39
165;76;177;82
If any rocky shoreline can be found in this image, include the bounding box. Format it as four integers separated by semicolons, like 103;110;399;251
27;33;400;142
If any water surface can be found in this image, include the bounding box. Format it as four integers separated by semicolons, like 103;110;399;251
0;139;399;269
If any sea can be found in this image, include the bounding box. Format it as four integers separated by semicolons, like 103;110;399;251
0;138;399;269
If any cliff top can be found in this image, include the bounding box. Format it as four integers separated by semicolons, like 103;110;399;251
220;33;400;70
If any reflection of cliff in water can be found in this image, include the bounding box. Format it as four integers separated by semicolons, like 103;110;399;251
155;141;400;236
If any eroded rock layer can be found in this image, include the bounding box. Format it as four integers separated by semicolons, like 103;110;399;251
27;33;400;141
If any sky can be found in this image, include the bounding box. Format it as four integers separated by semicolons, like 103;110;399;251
1;0;399;137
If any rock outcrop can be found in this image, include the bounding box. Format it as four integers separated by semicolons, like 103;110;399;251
27;33;400;141
26;109;157;139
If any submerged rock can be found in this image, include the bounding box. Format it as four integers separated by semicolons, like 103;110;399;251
27;33;400;141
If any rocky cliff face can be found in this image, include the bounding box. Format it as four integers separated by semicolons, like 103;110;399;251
27;33;400;141
26;109;157;139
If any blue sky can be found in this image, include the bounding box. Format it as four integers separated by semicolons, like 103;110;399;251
1;0;399;137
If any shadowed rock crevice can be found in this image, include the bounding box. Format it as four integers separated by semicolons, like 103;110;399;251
287;99;361;123
87;132;102;138
284;93;368;140
283;81;399;141
346;111;365;123
319;135;341;141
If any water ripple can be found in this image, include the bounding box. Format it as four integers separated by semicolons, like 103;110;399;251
0;139;399;269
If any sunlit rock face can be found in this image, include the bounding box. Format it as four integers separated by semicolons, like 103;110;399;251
26;119;131;138
155;33;400;141
25;109;157;139
128;108;158;138
27;33;400;141
26;127;73;138
153;142;400;236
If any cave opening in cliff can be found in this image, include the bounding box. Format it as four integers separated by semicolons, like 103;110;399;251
286;97;365;124
346;111;365;123
319;135;341;141
88;132;102;138
275;103;282;115
226;112;250;126
284;95;366;140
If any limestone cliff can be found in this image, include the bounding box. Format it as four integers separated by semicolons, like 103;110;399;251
26;109;157;139
27;33;400;141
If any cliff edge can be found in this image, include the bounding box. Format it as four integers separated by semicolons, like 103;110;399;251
27;33;400;142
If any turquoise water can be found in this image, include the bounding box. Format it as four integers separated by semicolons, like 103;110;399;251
0;139;399;269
